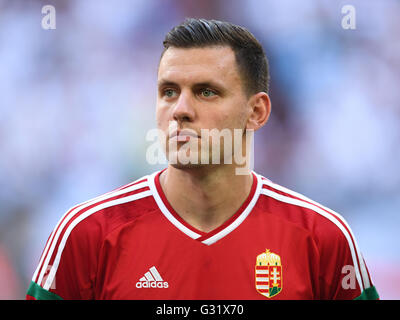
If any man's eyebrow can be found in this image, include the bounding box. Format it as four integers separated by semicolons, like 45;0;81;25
157;79;178;88
158;79;226;91
192;81;224;90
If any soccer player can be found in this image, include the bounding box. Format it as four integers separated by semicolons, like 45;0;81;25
27;18;378;300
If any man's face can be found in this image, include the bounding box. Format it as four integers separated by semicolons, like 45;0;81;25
156;46;250;168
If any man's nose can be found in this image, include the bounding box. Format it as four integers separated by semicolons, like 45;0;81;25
172;90;195;123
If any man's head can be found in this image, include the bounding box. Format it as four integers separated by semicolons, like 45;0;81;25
162;18;270;97
156;18;271;170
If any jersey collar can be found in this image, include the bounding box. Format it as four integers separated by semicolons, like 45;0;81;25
148;168;262;245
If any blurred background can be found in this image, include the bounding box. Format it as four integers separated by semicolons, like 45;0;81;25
0;0;399;299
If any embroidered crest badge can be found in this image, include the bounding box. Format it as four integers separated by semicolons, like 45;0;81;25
255;249;283;298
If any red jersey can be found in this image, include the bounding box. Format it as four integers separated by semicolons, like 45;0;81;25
26;170;378;300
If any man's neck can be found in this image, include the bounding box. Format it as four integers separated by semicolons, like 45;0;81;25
159;165;253;233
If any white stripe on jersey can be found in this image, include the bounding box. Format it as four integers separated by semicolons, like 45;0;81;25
201;173;262;246
260;186;366;292
43;189;152;290
33;176;149;287
147;171;202;240
260;177;371;290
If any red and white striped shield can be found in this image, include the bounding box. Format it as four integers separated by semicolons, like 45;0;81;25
255;250;282;298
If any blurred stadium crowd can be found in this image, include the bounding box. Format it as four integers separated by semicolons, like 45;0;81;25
0;0;399;299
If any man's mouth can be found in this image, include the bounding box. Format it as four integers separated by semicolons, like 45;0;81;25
169;129;200;142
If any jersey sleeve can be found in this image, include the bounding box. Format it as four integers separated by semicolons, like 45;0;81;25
26;208;101;300
315;214;379;300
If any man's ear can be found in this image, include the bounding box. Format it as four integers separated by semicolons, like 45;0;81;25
246;92;271;131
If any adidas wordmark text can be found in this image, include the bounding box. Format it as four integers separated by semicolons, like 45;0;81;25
136;266;169;289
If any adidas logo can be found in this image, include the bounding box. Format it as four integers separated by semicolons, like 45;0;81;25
136;266;169;289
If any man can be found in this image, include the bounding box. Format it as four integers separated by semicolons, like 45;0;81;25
27;18;378;300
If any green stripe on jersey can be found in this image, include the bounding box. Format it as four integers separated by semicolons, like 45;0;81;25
27;281;63;300
354;286;379;300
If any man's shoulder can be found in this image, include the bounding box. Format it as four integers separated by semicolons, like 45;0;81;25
60;172;158;240
256;172;353;244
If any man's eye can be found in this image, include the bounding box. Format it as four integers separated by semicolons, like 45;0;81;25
164;89;177;98
200;89;216;97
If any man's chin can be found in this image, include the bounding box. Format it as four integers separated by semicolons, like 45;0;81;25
165;150;202;169
168;162;204;170
165;151;232;169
